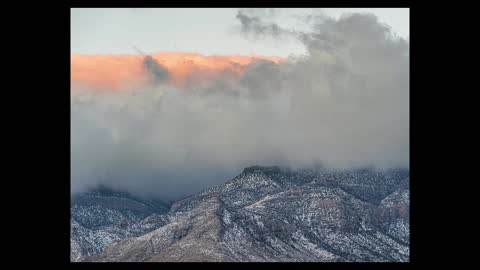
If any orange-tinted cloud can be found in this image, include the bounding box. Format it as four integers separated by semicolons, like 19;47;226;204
71;52;284;91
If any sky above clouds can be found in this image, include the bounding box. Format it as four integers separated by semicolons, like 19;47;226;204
71;8;409;57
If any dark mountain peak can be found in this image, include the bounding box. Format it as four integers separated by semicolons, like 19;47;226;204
72;184;170;216
242;165;283;174
85;184;131;197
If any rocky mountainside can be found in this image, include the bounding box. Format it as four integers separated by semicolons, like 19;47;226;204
70;186;170;261
72;166;409;262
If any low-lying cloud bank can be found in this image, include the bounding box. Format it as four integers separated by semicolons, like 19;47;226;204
71;10;409;200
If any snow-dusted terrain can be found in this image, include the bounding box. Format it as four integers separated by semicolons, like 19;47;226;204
70;187;170;261
71;166;409;262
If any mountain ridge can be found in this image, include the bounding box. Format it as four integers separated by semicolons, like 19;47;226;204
71;165;409;262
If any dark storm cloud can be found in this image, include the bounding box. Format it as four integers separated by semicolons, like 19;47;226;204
71;11;409;200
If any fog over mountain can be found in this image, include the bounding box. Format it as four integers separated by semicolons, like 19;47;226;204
71;10;409;200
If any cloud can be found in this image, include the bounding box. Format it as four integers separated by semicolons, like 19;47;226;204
236;9;285;39
71;11;409;200
143;55;170;84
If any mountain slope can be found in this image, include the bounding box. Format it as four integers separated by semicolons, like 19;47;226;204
78;166;409;262
70;187;170;261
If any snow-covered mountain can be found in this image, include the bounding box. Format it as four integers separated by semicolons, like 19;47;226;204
70;186;170;261
72;166;409;262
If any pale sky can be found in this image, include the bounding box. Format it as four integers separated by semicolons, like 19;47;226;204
71;8;409;57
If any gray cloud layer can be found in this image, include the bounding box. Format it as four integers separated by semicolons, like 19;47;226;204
71;11;409;200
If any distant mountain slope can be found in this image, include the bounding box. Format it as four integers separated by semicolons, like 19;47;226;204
74;166;409;262
70;187;170;261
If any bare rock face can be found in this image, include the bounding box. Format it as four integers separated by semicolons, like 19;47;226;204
73;166;409;262
90;196;227;262
148;197;226;262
